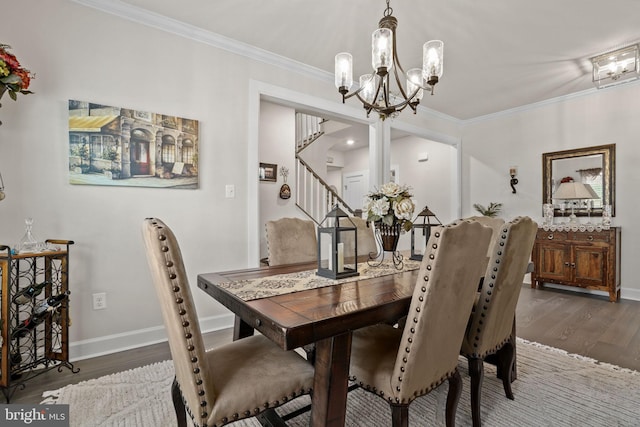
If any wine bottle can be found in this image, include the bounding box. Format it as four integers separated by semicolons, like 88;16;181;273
12;281;51;305
11;310;49;339
33;291;70;317
11;291;70;340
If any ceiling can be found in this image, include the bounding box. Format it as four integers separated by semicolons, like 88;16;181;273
115;0;640;121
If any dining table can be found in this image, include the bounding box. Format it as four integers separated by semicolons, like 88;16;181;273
197;259;422;427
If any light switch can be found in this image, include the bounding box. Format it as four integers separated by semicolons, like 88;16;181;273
225;184;235;198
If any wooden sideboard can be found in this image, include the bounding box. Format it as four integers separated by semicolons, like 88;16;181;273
531;227;621;302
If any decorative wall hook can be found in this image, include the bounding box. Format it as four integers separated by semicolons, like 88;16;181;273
279;167;290;199
510;166;518;194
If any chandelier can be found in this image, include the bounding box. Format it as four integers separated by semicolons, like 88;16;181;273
334;0;443;120
591;44;640;89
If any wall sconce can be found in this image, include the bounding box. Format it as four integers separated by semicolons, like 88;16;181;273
591;44;640;89
0;169;5;201
509;166;518;194
317;205;359;279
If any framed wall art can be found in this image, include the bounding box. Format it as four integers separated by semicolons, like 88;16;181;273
68;99;199;189
259;162;277;182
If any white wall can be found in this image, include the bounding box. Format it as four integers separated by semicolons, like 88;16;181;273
461;82;640;299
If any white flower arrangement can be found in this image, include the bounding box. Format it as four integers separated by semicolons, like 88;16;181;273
364;182;415;232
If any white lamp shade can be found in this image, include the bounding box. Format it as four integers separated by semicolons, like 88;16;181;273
553;182;599;200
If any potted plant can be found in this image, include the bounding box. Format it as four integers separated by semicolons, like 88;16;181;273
473;202;503;217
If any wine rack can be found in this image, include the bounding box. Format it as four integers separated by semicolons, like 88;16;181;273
0;240;79;402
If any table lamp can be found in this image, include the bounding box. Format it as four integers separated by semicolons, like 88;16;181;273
553;182;599;223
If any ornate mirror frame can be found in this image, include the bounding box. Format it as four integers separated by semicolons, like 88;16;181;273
542;144;615;217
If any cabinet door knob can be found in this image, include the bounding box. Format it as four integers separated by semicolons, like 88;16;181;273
587;235;594;241
571;263;576;268
547;234;554;240
564;262;570;266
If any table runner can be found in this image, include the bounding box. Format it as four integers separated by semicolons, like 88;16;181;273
217;258;422;301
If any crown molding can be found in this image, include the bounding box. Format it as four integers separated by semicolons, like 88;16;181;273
71;0;461;126
461;78;640;126
71;0;331;83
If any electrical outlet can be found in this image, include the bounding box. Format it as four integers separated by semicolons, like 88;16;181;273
93;292;107;310
225;184;235;198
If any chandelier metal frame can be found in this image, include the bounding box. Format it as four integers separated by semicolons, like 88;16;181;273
335;0;443;120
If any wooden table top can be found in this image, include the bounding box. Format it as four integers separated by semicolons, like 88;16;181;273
197;262;420;350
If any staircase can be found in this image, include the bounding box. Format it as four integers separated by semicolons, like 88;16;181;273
295;113;356;224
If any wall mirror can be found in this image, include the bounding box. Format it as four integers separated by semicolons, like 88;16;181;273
542;144;615;217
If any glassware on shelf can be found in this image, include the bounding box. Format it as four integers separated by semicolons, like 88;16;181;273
543;203;554;228
15;217;43;253
585;200;593;224
602;205;612;229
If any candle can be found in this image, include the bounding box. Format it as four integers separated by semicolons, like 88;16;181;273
337;243;344;273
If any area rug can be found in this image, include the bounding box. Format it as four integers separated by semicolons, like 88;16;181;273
42;338;640;426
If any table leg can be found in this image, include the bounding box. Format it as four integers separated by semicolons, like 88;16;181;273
233;315;254;341
310;332;352;427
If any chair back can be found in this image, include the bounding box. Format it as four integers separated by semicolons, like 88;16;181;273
265;217;317;266
142;218;215;419
392;220;493;402
462;216;538;358
465;216;505;256
340;216;378;262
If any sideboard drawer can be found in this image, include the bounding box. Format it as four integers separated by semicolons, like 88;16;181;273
536;230;567;241
570;231;610;243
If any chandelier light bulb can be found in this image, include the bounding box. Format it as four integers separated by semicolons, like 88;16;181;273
372;28;393;74
334;52;353;92
423;40;444;86
359;74;376;104
406;68;424;101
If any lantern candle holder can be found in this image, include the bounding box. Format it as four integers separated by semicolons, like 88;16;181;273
317;205;359;280
410;206;442;261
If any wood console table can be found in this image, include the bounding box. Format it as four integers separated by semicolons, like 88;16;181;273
531;227;621;301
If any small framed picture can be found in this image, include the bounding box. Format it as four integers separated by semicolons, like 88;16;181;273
259;163;277;182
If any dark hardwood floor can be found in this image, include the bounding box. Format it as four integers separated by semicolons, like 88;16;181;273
8;284;640;404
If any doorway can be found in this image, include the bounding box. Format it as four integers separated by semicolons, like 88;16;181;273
343;170;369;211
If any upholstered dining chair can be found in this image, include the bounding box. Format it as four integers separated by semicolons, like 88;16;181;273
340;216;379;262
460;216;538;427
265;217;317;266
142;218;314;427
465;216;505;255
348;220;493;427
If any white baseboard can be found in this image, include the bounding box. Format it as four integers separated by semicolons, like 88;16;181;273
69;313;235;361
